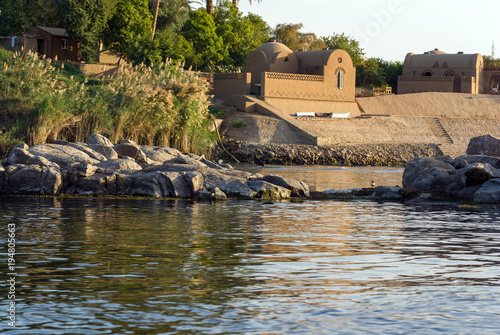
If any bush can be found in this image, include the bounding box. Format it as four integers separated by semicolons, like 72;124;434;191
0;49;215;156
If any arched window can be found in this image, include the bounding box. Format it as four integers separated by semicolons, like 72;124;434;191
444;71;455;77
422;71;433;76
337;70;344;89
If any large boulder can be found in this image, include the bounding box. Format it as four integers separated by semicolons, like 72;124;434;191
140;145;181;164
72;173;117;196
88;134;114;146
461;162;500;187
28;144;100;168
5;164;62;195
7;147;59;170
95;158;142;172
88;145;119;160
115;143;148;163
456;155;500;169
474;178;500;203
247;180;291;199
373;186;403;200
466;135;500;158
262;174;310;197
402;158;455;192
66;142;107;162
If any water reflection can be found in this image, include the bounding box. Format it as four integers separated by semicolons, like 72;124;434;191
0;197;499;334
237;164;404;191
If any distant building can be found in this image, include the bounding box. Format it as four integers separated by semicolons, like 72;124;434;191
398;48;500;94
213;42;359;117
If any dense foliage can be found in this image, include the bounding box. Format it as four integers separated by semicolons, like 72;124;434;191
0;48;213;155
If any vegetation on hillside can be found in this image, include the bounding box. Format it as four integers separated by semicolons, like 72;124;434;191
0;48;213;156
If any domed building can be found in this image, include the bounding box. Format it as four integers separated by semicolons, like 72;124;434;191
398;48;500;94
213;42;359;117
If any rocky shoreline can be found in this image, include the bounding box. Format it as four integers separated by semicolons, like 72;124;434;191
217;139;443;166
1;134;309;201
2;134;499;204
316;135;500;204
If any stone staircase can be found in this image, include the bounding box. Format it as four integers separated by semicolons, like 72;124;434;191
424;117;454;144
438;143;468;158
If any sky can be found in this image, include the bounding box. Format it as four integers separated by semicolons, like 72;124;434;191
198;0;499;62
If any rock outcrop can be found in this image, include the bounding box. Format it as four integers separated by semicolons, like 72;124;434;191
320;135;500;204
2;135;310;200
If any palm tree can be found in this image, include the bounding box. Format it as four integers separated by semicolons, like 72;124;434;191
232;0;261;7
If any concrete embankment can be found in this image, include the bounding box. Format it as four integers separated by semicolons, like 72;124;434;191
218;140;442;166
219;92;500;161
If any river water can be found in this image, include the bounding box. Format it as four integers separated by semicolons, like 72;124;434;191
1;167;500;334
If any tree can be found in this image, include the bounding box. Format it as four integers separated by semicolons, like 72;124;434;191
0;0;61;35
247;13;271;45
273;23;323;51
321;33;365;66
58;0;117;62
148;0;192;34
181;9;225;71
213;0;260;69
104;0;153;59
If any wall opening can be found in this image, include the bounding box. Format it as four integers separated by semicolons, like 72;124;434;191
337;71;344;89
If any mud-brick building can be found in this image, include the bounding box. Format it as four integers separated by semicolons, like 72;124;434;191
0;26;80;62
398;48;500;94
213;42;360;117
24;26;80;62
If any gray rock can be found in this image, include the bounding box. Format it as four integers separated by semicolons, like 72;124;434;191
474;178;500;203
28;144;100;168
196;188;213;201
62;163;98;191
262;174;310;197
0;165;5;192
7;147;60;170
140;145;179;164
88;134;114;146
158;171;192;198
247;180;291;199
115;171;166;197
5;164;62;195
456;155;500;169
213;187;227;201
466;135;500;158
95;158;142;172
66;142;107;162
402;158;455;192
14;143;29;150
88;144;119;160
461;162;500;187
120;139;137;145
452;184;482;202
184;171;204;194
72;173;117;196
115;143;148;162
373;186;403;200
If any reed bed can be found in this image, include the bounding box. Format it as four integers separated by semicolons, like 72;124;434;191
0;48;214;156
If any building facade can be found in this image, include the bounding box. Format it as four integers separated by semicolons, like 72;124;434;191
214;42;359;116
398;49;500;94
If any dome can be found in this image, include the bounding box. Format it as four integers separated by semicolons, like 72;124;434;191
427;48;447;55
254;42;293;63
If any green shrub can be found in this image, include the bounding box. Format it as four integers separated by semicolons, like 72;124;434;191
0;49;215;156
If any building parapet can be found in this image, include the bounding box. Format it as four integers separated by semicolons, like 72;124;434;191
213;73;246;80
399;76;453;82
266;72;324;82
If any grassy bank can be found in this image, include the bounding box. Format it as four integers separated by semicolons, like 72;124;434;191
0;48;215;157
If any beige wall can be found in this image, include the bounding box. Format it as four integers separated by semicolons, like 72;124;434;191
399;51;483;94
213;73;251;99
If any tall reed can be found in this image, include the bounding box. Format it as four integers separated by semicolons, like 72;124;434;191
0;49;215;156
